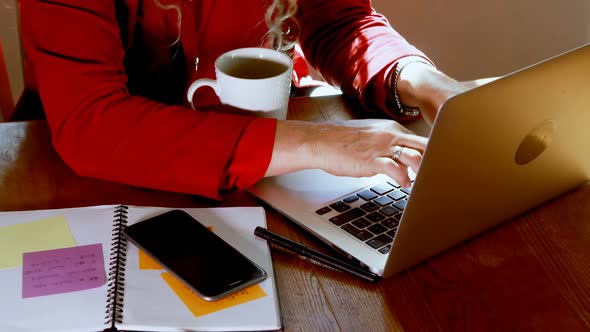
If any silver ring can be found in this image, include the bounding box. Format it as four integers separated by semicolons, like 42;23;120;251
392;146;403;163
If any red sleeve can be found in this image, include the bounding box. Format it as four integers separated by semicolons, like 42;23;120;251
225;118;276;190
297;0;431;115
19;0;275;199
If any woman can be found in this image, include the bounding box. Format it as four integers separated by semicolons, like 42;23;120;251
18;0;467;198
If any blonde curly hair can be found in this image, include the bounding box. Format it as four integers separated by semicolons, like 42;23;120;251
154;0;299;55
264;0;299;55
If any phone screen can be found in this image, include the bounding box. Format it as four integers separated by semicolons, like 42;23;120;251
123;209;267;301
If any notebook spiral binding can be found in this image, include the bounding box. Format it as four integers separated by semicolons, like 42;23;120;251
105;205;129;328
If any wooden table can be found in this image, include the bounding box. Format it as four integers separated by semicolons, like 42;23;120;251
1;96;589;331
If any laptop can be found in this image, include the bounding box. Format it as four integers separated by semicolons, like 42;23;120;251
248;43;590;278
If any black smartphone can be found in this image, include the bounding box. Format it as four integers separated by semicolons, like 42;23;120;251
123;209;267;301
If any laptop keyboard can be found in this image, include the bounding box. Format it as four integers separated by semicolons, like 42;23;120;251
314;178;414;255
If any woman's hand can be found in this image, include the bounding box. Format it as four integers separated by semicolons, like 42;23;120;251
396;63;469;125
396;63;501;125
265;119;428;187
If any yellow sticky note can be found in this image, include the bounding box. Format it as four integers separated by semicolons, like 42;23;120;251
0;215;76;269
139;226;214;270
161;272;267;317
138;250;163;270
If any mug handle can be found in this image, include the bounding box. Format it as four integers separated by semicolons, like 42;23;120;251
186;79;219;110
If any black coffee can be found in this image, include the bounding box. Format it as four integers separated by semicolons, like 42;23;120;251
222;56;289;79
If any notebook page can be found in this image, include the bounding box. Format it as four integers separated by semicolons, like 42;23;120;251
120;206;281;332
0;205;117;332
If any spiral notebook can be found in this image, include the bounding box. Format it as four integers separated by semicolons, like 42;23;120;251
0;205;281;332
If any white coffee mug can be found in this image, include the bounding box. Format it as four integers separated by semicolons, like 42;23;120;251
186;47;293;120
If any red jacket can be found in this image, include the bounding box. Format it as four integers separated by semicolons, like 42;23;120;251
19;0;427;199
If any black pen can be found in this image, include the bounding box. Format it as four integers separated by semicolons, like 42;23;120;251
254;226;381;282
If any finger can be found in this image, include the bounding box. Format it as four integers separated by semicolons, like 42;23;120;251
392;146;423;174
393;123;415;135
373;157;412;188
396;133;429;153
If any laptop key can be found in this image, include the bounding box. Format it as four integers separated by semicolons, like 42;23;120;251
352;217;371;229
366;212;386;223
386;228;398;238
329;208;366;226
367;223;387;235
381;218;399;229
386;180;401;188
379;205;398;217
357;189;378;201
378;245;392;254
370;183;394;195
360;202;380;212
315;206;332;215
387;190;406;201
392;200;407;210
329;201;351;213
400;187;412;195
341;224;373;241
374;196;394;206
366;234;393;249
342;195;359;203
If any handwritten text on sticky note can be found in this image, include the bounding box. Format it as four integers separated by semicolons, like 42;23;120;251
161;272;267;317
22;243;106;298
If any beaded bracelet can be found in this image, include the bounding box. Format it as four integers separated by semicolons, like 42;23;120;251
387;56;435;117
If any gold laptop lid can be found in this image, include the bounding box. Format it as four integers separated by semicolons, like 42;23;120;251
386;43;590;276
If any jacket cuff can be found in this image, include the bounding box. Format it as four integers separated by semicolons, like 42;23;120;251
224;117;277;190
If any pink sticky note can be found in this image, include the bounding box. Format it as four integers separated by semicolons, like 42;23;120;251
22;243;106;298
